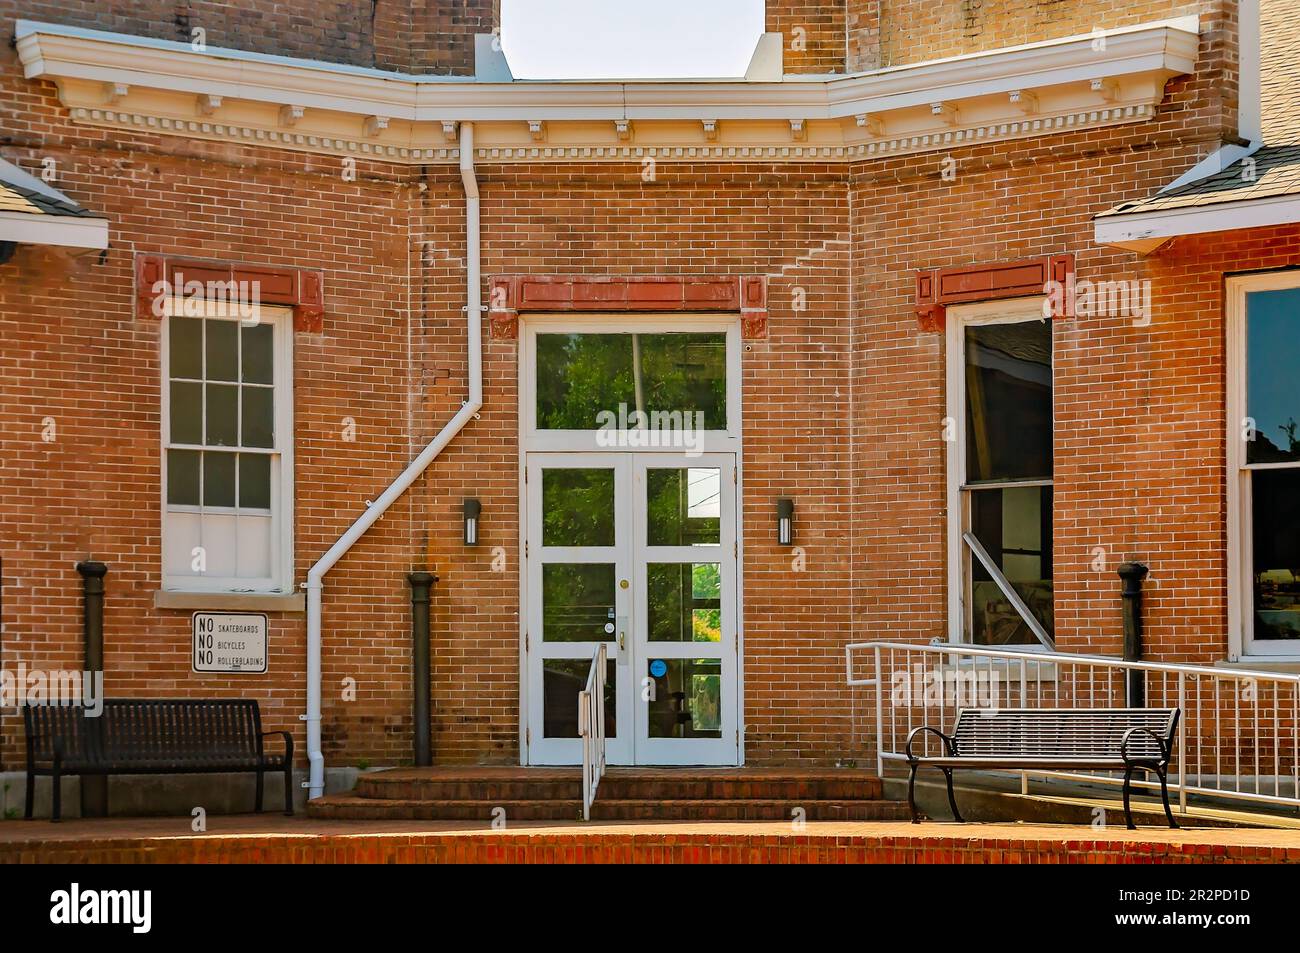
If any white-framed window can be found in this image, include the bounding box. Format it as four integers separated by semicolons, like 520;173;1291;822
161;300;294;592
519;314;742;454
1227;271;1300;657
945;298;1055;647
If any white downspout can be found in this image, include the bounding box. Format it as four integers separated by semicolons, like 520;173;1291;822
304;122;481;799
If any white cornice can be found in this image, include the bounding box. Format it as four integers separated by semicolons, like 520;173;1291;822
15;17;1200;164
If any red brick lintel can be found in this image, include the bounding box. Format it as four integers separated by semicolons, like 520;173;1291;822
134;253;325;332
915;254;1074;331
488;274;769;339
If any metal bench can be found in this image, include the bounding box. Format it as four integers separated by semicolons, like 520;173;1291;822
905;708;1180;829
24;699;293;821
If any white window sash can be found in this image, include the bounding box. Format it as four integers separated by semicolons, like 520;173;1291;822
1227;271;1300;657
945;297;1054;648
160;299;294;593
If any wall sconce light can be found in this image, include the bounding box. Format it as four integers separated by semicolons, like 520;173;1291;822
776;498;794;546
463;498;481;546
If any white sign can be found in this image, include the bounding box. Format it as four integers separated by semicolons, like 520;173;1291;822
192;612;267;673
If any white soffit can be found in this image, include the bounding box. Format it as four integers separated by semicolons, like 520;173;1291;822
0;210;109;250
1095;192;1300;254
15;17;1201;164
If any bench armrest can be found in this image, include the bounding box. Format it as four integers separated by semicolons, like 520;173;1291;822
905;725;955;762
260;730;294;761
1120;726;1170;765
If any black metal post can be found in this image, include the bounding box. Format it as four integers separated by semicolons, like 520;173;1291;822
75;561;108;817
408;571;437;767
1118;562;1149;707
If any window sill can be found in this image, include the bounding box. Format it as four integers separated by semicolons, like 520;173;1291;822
154;590;305;613
1214;658;1300;674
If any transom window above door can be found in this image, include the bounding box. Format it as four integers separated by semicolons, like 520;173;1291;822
521;316;741;453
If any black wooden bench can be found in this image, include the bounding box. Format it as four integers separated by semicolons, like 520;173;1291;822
24;699;293;821
905;708;1181;829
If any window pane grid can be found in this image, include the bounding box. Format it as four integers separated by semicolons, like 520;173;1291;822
165;312;280;585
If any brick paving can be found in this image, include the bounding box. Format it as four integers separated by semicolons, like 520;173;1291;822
2;814;1297;863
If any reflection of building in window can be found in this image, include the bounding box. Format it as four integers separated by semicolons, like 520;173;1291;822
543;659;616;738
648;564;722;642
648;659;722;738
958;314;1054;646
536;332;727;430
1243;287;1300;643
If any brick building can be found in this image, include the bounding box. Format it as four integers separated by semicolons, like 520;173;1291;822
0;0;1296;812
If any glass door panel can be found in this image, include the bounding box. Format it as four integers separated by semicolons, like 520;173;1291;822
633;454;737;765
526;452;738;765
525;454;634;765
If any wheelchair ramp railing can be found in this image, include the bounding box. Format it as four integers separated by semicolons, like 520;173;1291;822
847;640;1300;815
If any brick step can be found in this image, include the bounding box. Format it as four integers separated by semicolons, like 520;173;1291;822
308;795;912;822
354;769;882;803
356;776;581;802
597;777;883;801
308;795;585;821
590;799;913;822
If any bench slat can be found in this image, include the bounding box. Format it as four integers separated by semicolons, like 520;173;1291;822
25;699;272;771
948;708;1177;760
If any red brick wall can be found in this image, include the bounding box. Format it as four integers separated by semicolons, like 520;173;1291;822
845;17;1244;674
1;0;497;74
424;162;854;763
766;0;847;73
0;0;1248;775
3;825;1291;863
848;0;1218;72
0;10;448;770
409;0;499;75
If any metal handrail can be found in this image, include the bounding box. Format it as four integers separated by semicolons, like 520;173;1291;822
578;642;608;821
847;640;1300;815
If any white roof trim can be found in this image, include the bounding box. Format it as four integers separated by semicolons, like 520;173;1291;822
17;17;1199;121
1095;190;1300;253
0;209;109;250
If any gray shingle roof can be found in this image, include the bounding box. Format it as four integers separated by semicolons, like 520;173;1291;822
0;157;96;219
1099;0;1300;221
1098;144;1300;218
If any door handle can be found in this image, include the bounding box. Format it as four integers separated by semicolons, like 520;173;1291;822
616;615;629;665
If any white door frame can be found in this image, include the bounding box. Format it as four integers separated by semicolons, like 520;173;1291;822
517;314;744;766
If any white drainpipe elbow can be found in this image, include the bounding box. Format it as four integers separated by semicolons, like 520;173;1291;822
303;122;482;799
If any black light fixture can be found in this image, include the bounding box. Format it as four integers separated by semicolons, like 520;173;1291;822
776;498;794;546
463;498;481;545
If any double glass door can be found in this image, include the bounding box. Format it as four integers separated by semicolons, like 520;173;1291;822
525;452;738;765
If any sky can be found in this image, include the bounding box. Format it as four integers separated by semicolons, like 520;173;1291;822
500;0;765;79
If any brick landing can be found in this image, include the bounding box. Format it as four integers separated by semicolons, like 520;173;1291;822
308;766;911;821
2;816;1297;863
